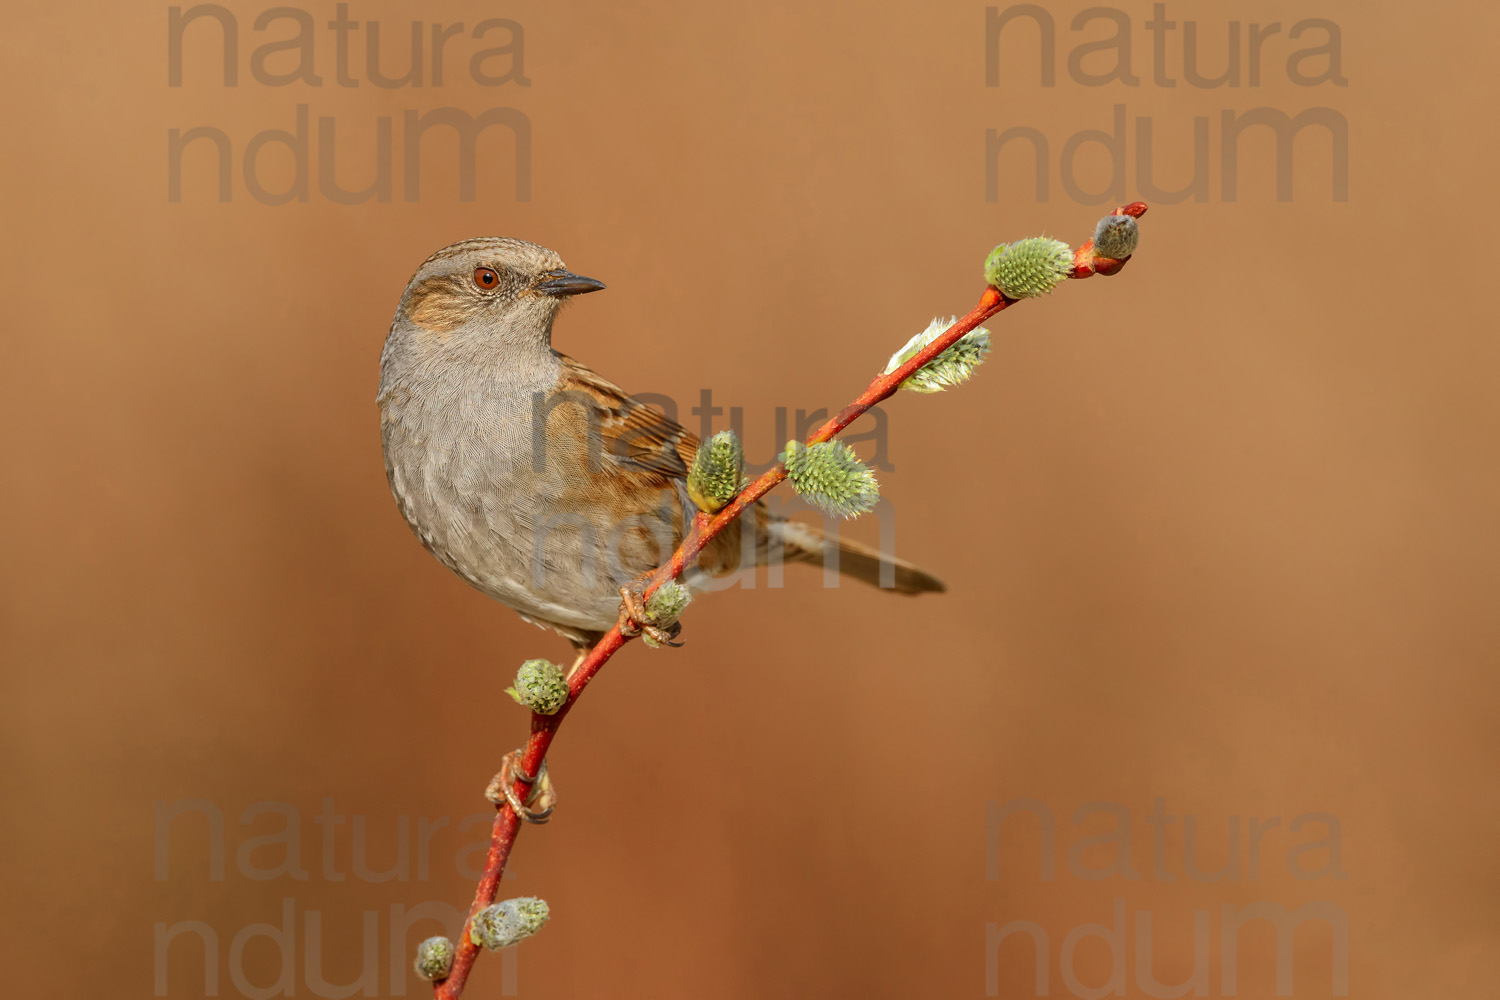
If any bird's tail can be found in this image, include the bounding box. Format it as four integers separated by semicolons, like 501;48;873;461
772;519;946;595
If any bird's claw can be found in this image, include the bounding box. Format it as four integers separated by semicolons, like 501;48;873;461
616;582;684;647
484;748;556;824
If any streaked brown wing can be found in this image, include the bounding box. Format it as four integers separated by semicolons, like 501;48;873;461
554;353;699;483
553;353;742;577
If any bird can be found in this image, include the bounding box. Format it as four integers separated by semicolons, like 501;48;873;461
377;237;944;662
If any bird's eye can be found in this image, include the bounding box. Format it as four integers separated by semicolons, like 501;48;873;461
473;267;500;290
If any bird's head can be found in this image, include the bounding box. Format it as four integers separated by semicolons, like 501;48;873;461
393;237;605;350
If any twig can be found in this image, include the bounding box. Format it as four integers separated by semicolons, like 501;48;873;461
432;202;1149;998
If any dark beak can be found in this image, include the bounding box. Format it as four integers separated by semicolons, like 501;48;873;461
534;269;606;297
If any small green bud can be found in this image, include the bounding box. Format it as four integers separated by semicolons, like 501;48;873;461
470;897;550;950
781;440;880;519
645;581;691;627
883;316;992;393
983;237;1074;298
505;659;568;715
413;936;455;981
640;581;691;648
687;430;746;513
1093;213;1139;259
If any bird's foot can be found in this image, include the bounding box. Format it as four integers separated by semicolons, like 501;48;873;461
565;645;590;680
616;580;683;647
484;748;556;824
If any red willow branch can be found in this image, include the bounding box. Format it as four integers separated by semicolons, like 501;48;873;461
433;201;1150;999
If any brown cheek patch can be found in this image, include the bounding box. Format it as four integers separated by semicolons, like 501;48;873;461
405;276;481;334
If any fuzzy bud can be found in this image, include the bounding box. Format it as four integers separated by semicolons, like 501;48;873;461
505;659;568;715
782;440;880;519
983;237;1074;298
641;581;692;648
1092;214;1139;259
413;936;455;981
645;581;691;627
470;897;551;950
883;316;992;393
687;430;746;513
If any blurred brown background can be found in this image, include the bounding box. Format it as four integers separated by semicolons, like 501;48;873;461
3;0;1496;997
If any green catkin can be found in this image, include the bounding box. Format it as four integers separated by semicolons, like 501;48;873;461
687;430;746;513
782;440;880;519
413;937;455;981
883;317;992;393
983;237;1074;298
470;897;551;950
505;659;568;715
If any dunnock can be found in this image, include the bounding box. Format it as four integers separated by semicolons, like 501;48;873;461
378;238;943;655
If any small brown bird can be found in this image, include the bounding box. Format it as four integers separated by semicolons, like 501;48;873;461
378;237;943;656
